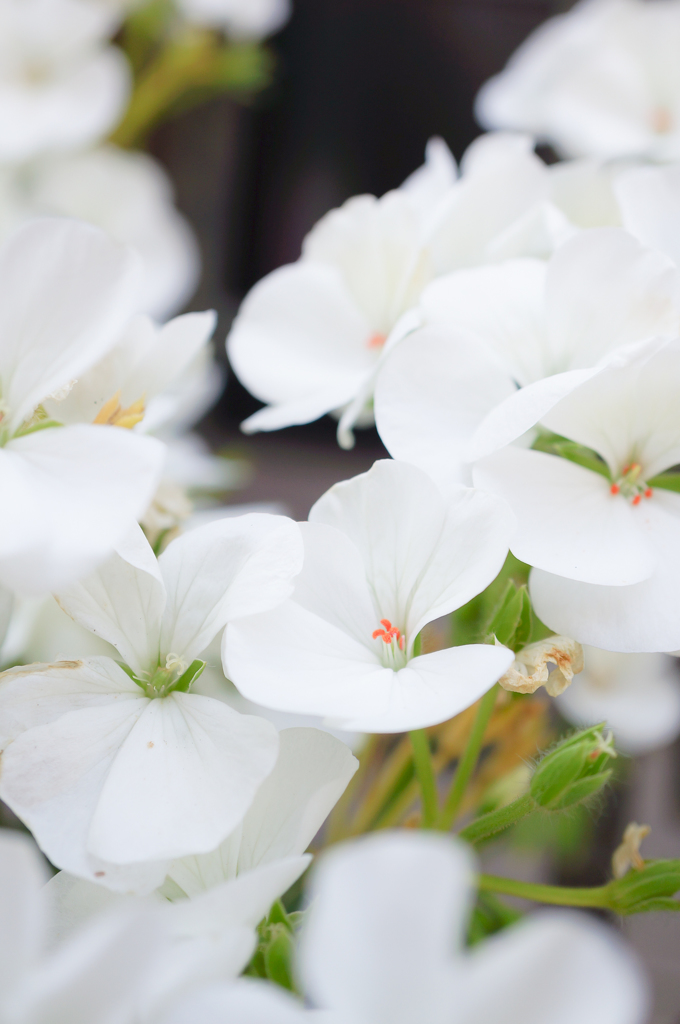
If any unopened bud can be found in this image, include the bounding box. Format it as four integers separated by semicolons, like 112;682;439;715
499;636;584;697
530;724;616;810
608;859;680;915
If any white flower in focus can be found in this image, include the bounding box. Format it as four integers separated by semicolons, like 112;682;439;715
44;727;357;1019
473;338;680;653
0;829;168;1024
556;647;680;755
375;227;680;490
156;830;649;1024
0;0;129;163
0;515;304;890
225;460;515;732
177;0;291;39
26;146;200;320
476;0;680;161
0;217;166;595
227;134;554;449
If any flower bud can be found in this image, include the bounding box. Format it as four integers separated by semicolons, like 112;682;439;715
530;724;616;811
607;860;680;915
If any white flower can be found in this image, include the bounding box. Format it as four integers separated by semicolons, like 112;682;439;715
473;337;680;653
44;727;357;1018
227;134;554;449
0;0;129;163
156;830;649;1024
0;514;304;889
476;0;680;161
375;227;680;491
177;0;291;39
225;460;515;733
0;216;166;595
0;828;168;1024
24;145;201;320
556;647;680;755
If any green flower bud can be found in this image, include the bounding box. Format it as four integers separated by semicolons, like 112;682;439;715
607;860;680;915
530;725;616;811
263;923;298;992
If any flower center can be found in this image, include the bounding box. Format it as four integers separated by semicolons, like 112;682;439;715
131;654;206;699
372;619;407;668
94;390;146;429
609;463;652;506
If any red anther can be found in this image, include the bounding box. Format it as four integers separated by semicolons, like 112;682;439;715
372;629;386;639
644;488;653;498
632;494;642;506
380;619;392;629
610;483;620;495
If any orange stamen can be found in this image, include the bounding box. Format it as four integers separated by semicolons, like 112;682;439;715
610;483;620;495
367;332;387;350
645;488;653;499
632;494;642;506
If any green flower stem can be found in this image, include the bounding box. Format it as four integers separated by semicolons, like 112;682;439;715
478;873;611;909
458;792;536;845
409;730;439;828
437;685;498;831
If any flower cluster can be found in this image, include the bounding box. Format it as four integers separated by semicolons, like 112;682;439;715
4;0;680;1020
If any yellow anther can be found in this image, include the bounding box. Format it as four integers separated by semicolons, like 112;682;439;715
93;391;146;429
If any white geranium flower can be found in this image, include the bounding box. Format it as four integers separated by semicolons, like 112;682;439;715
0;216;166;595
227;134;556;449
473;337;680;653
0;0;129;163
375;227;680;491
476;0;680;161
177;0;290;39
156;830;649;1024
225;460;514;733
556;647;680;755
0;829;168;1024
0;515;304;890
43;727;357;1019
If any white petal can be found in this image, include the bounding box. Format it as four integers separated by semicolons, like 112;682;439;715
0;831;47;993
159;514;303;664
310;460;512;641
300;832;475;1024
616;164;680;268
88;692;279;863
123;310;217;405
542;337;680;479
474;447;655;585
55;524;166;677
374;326;515;491
420;260;549;386
0;424;165;596
44;872;154;946
544;228;680;374
400;137;458;216
325;645;515;734
237;727;358;871
227;262;375;419
556;649;680;756
0;219;139;431
457;912;648;1024
156;979;313;1024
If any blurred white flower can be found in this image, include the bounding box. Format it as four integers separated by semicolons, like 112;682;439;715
0;515;304;890
474;338;680;653
375;227;680;491
0;217;166;596
556;647;680;755
0;0;129;163
177;0;290;38
477;0;680;161
0;828;166;1024
44;727;357;1019
226;460;514;733
157;830;649;1024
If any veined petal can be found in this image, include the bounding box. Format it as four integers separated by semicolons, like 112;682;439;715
237;727;358;872
159;514;303;665
456;912;648;1024
0;219;139;431
474;447;655;585
55;524;166;677
530;491;680;652
0;424;164;596
374;326;515;491
88;693;279;864
300;832;475;1024
324;645;514;734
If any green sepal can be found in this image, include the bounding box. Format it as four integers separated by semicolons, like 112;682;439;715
530;724;615;811
608;860;680;915
648;472;680;494
13;418;63;439
486;581;533;651
116;661;147;690
532;432;610;479
172;659;206;693
263;924;298;992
